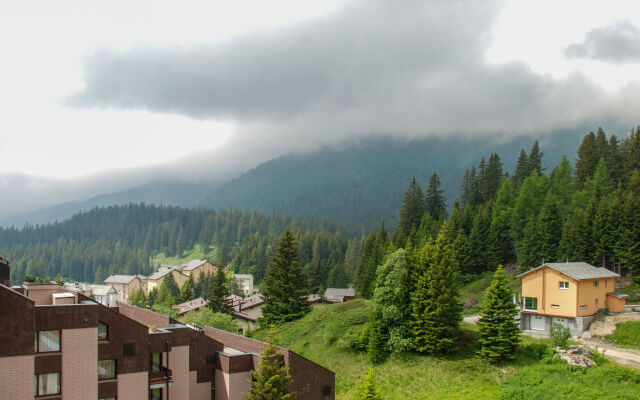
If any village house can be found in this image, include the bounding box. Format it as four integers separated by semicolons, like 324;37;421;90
232;273;254;296
91;285;119;307
518;262;626;335
324;288;356;303
145;267;188;293
180;259;218;282
103;274;145;303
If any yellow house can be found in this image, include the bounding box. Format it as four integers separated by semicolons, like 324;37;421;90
518;262;624;335
146;267;188;293
181;259;218;282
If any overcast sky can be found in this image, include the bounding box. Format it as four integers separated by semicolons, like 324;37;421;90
2;0;640;217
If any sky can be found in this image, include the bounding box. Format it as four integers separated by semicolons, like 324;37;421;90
2;0;640;217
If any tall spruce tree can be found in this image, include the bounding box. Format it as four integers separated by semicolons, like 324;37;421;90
575;131;598;188
482;153;504;202
477;265;520;363
512;149;529;187
538;194;562;263
261;228;310;325
410;226;462;354
245;329;293;400
425;172;447;220
617;170;640;277
208;267;233;314
395;177;426;246
178;278;195;303
526;140;544;176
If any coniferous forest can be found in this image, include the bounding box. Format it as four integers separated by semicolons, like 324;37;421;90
2;127;640;296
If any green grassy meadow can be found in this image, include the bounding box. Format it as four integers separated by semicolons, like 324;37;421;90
606;321;640;350
253;300;640;400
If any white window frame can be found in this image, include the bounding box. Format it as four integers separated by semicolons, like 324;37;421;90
559;281;569;289
593;281;599;288
551;304;560;308
524;297;538;311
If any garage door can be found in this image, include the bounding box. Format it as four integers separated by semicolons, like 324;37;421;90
530;315;546;330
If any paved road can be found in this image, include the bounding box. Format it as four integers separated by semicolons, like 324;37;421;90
578;338;640;370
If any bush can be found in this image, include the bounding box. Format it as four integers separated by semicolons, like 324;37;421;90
518;342;554;361
550;322;571;348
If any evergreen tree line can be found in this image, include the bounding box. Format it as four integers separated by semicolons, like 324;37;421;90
0;205;360;287
354;127;640;302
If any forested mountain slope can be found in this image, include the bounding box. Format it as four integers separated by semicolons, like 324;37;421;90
203;130;586;228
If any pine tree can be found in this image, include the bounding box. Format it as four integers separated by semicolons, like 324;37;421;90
517;217;543;270
477;265;520;363
488;180;516;267
512;149;529;187
157;272;179;305
358;367;383;400
367;318;387;364
261;228;310;325
410;227;462;354
575;131;598;188
469;205;491;273
425;172;447;220
538;194;562;263
395;177;426;246
208;267;233;314
245;329;293;400
617;171;640;277
482;153;504;202
179;278;195;303
526;140;544;176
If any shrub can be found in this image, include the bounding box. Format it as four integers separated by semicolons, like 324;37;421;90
550;322;571;348
518;342;553;361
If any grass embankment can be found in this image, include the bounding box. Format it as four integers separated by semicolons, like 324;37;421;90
254;300;640;400
606;321;640;350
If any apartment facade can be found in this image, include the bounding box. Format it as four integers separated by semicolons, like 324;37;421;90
181;260;218;283
0;277;335;399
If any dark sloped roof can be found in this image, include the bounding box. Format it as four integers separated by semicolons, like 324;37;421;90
104;275;138;284
517;262;619;281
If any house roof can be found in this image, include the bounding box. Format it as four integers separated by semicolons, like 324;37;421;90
517;262;619;281
92;285;116;296
174;297;209;314
607;292;629;299
104;275;138;284
181;259;209;271
148;266;181;280
325;288;355;298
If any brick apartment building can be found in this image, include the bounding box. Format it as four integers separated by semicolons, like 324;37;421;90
0;264;335;400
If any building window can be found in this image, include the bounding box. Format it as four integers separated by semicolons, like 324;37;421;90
150;388;162;400
524;297;538;311
151;353;162;373
98;359;116;380
99;398;116;400
551;304;560;308
595;299;599;307
580;305;587;309
35;330;60;353
35;372;60;396
98;322;108;341
593;281;599;288
559;281;569;289
605;280;608;288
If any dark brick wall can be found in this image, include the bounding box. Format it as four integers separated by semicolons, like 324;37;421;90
97;304;150;375
34;303;98;331
0;284;35;357
116;301;177;328
35;354;61;374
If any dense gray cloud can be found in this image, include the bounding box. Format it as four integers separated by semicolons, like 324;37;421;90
69;0;640;144
565;20;640;64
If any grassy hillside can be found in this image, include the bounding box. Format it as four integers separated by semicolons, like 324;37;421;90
254;300;640;399
460;272;521;315
606;321;640;350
